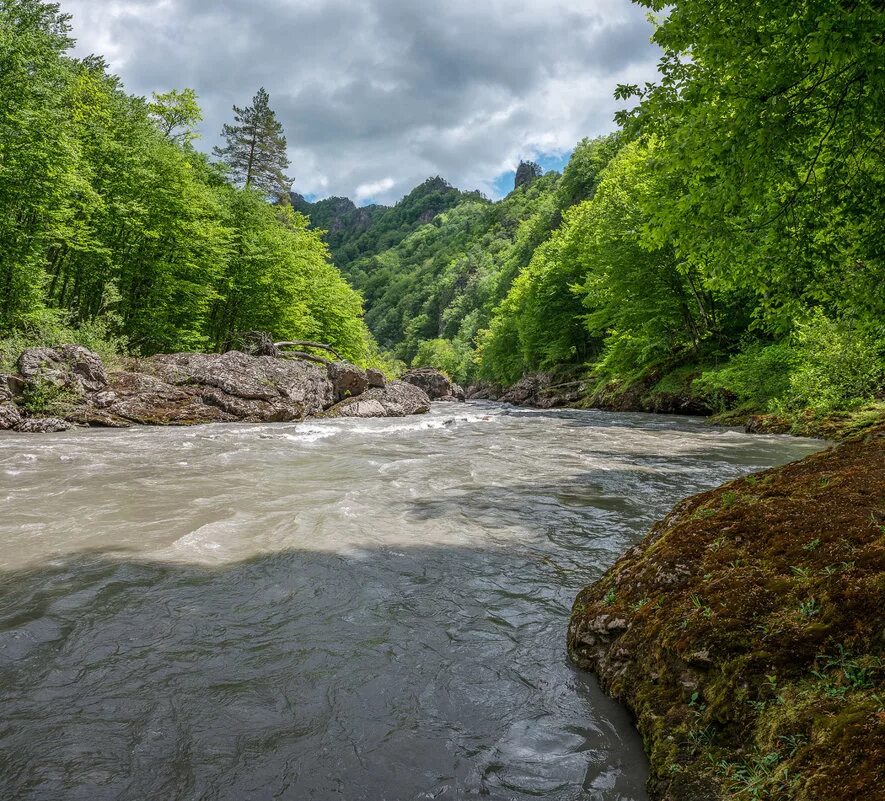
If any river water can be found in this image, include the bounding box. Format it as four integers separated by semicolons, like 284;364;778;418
0;403;822;801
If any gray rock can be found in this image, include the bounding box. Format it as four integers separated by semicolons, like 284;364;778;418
201;386;303;423
15;417;71;433
147;352;281;400
366;368;387;389
401;368;464;402
326;398;387;418
464;381;502;401
141;352;334;417
328;361;369;401
0;373;28;401
0;402;22;430
17;345;107;392
325;381;430;418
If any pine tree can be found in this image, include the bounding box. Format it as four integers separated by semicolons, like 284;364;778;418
213;88;292;198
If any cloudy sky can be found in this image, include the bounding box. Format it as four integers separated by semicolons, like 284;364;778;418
62;0;660;205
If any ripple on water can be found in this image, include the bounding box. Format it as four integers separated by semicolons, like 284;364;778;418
0;403;823;800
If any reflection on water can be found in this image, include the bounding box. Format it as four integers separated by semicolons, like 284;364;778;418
0;403;822;800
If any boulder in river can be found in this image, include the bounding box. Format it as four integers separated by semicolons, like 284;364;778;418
328;360;369;401
366;368;386;389
18;345;108;392
99;352;335;425
3;345;434;431
325;381;431;418
0;402;22;430
401;368;464;402
466;373;584;409
15;417;71;433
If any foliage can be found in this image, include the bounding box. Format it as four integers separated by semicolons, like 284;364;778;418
780;310;884;414
695;343;797;410
213;87;291;198
17;376;78;416
617;0;884;335
0;307;128;373
148;87;202;144
293;177;470;269
0;3;376;367
411;338;471;380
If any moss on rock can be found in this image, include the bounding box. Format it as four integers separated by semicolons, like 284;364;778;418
568;425;885;800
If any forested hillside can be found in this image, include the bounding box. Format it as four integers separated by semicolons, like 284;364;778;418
301;0;883;422
0;1;375;365
2;0;882;423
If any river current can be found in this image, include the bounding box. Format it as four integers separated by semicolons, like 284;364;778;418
0;403;822;801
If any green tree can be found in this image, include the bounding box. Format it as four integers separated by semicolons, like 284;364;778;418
617;0;885;334
0;0;78;327
213;87;292;198
148;87;202;144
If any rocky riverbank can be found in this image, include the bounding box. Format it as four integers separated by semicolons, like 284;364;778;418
467;371;716;417
467;371;885;441
568;425;884;801
0;346;465;433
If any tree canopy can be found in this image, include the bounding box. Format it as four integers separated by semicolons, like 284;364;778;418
0;2;374;365
213;87;292;199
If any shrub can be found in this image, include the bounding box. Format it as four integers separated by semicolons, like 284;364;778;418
411;338;473;383
694;342;796;410
0;307;129;373
780;310;884;414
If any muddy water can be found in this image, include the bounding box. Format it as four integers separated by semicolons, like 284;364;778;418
0;404;822;800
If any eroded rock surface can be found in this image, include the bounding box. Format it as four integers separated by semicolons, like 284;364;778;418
18;345;108;392
325;381;431;418
401;368;464;402
0;402;22;430
466;373;583;409
366;368;386;389
0;346;423;432
328;361;369;401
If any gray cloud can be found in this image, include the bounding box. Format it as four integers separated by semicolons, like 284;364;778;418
62;0;659;204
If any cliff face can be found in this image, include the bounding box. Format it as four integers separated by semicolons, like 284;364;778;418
290;177;468;272
568;427;885;801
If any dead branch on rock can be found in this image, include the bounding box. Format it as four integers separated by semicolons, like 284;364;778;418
274;341;341;360
277;350;332;366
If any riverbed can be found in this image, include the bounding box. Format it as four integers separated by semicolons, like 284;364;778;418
0;403;822;800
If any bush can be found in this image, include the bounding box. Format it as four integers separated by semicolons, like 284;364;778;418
779;310;884;414
694;342;796;410
0;308;129;372
18;378;80;416
411;338;473;383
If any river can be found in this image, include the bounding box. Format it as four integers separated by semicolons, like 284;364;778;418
0;403;822;800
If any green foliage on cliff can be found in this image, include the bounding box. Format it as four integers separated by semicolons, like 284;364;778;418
312;0;884;416
293;177;470;267
0;0;373;364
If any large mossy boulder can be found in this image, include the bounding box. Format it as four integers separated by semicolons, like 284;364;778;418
568;427;885;801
